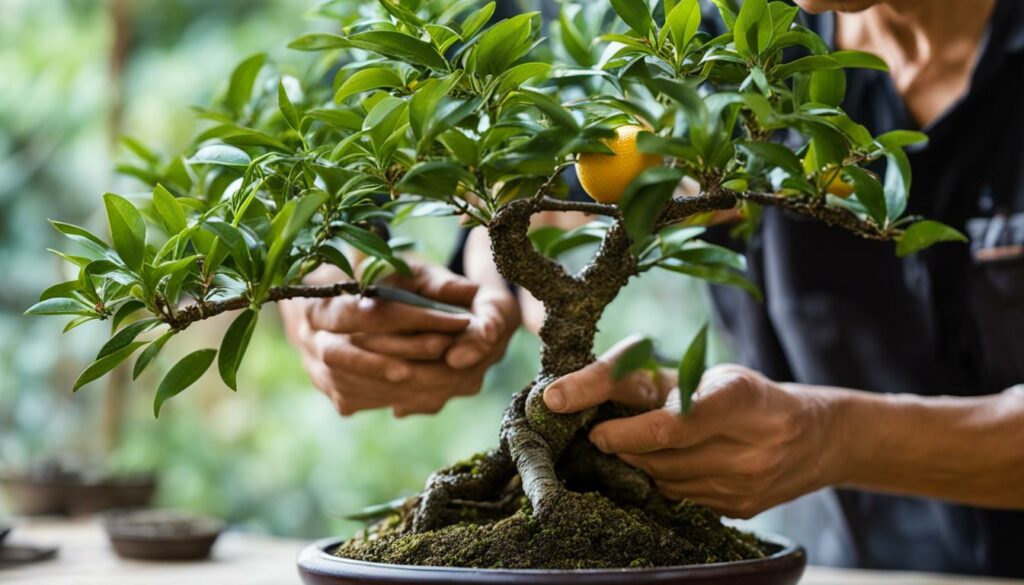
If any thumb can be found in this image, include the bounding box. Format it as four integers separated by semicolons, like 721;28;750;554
445;290;510;369
543;336;664;414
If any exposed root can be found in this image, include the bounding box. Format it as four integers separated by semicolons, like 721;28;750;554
412;448;514;533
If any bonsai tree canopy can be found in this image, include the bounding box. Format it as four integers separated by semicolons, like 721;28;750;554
30;0;966;570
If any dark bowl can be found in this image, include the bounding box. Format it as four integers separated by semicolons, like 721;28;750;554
297;533;806;585
66;473;157;517
0;471;72;516
102;509;224;561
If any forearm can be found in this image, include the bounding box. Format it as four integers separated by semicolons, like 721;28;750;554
818;384;1024;509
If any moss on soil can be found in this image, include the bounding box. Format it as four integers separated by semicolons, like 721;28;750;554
336;490;764;569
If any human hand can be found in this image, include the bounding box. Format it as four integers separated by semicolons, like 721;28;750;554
543;337;844;519
282;262;519;417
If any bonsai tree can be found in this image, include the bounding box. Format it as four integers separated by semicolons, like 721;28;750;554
30;0;965;568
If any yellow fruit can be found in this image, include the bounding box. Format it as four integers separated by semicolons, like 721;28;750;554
575;125;661;204
822;170;855;198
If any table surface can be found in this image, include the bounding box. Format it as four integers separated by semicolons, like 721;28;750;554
2;518;1022;585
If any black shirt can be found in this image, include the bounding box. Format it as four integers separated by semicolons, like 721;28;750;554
707;0;1024;576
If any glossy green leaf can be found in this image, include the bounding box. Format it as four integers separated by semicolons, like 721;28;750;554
842;166;887;225
737;140;803;175
218;309;258;391
201;220;254;278
620;166;685;244
97;318;161;360
665;0;701;52
74;342;147;392
152;184;187;235
772;55;840;79
190;144;251;168
611;338;659;380
287;33;350;51
226;53;266;114
610;0;652;36
884;148;911;220
348;31;447;70
676;323;708;414
133;330;175;380
154;348;217;417
659;261;763;301
278;80;300;130
334;68;404;103
896;220;967;257
875;130;929;151
470;12;538;76
830;50;888;71
103;193;147;271
461;2;496;38
733;0;766;58
25;297;93;316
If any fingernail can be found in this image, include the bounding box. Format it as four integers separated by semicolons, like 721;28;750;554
483;321;499;344
589;429;608;452
545;385;566;411
386;364;410;382
358;298;375;311
448;347;480;369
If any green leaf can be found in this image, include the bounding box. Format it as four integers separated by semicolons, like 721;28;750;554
809;68;846;107
559;5;593;66
97;318;160;360
772;55;840;79
737;140;803;175
665;0;701;52
337;224;409;275
875;130;929;151
496;62;552;95
201;220;254;278
133;330;175;380
258;190;328;301
318;242;355;279
512;89;578;130
409;74;460;143
278;80;300;131
733;0;766;58
50;220;111;256
842;166;887;225
154;349;217;418
620;166;685;244
190;144;251;168
103;193;147;271
348;31;447;70
25;297;93;316
830;50;888;71
74;342;147;392
709;0;738;29
884;148;911;221
896;220;967;257
111;300;145;331
287;33;350;51
152;184;187;235
334;67;404;103
218;309;258;391
226;54;266;114
611;338;659;380
610;0;652;36
462;2;496;39
676;323;708;414
660;261;763;301
470;12;538;76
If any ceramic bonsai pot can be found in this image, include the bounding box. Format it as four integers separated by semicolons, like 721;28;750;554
0;464;76;516
297;533;806;585
102;509;224;560
65;472;157;516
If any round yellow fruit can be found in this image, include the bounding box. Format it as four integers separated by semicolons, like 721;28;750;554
575;125;661;204
822;170;855;198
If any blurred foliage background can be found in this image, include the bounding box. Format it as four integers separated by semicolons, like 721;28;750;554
0;0;718;539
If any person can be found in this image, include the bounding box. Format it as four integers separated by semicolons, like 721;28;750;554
280;0;1024;576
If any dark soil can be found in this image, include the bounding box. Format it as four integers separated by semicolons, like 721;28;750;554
336;489;765;569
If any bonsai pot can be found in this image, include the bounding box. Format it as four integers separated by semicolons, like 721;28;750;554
0;464;76;516
102;509;224;561
65;472;157;517
297;533;806;585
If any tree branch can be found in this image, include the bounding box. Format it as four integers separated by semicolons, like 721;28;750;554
736;191;896;241
166;282;368;331
537;196;619;217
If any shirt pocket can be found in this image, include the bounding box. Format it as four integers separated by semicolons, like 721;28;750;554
967;213;1024;391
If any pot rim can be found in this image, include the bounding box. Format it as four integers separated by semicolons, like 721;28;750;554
298;531;806;579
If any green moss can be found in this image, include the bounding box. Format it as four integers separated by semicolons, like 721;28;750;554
336;491;765;569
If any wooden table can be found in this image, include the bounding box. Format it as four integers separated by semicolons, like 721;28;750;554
2;518;1021;584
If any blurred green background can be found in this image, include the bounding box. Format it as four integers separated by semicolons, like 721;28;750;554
0;0;715;539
